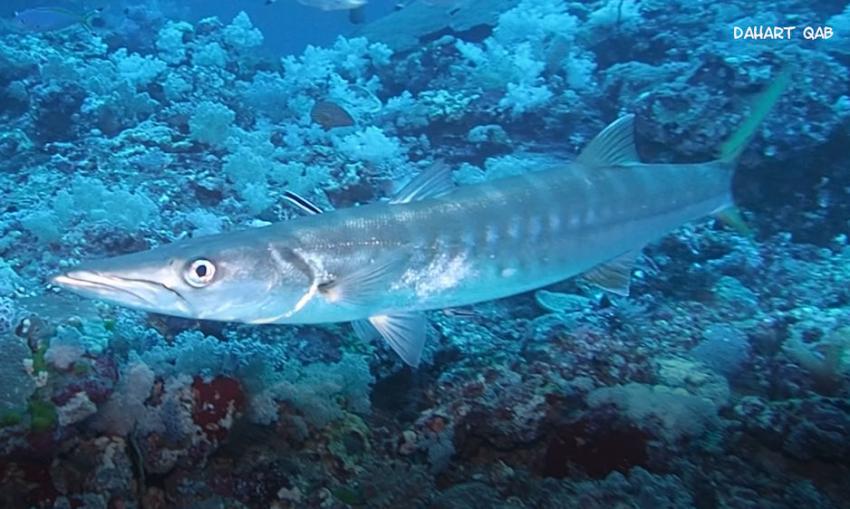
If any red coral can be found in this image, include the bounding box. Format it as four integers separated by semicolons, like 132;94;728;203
191;376;245;441
541;412;650;479
0;460;59;508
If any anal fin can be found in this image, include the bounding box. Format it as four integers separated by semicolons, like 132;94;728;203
583;250;640;296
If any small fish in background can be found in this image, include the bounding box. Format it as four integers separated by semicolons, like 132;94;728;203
311;100;356;130
296;0;367;24
296;0;366;11
421;0;468;6
13;6;104;33
395;0;467;10
442;307;479;320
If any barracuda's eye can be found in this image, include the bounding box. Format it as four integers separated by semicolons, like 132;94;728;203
185;259;216;287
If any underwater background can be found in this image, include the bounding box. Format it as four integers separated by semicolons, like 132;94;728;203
1;0;850;508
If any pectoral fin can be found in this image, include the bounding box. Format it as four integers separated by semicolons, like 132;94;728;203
371;313;427;367
352;313;427;367
583;250;640;296
318;255;407;307
352;319;380;341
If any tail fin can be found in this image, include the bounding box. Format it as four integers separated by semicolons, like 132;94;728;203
718;67;792;163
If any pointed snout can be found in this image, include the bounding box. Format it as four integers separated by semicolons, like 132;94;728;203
52;268;192;317
53;269;156;306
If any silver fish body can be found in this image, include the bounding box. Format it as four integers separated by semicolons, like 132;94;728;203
53;126;730;365
279;158;732;324
55;69;791;366
55;151;729;325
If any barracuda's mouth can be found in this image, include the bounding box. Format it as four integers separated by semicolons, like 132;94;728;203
52;270;192;315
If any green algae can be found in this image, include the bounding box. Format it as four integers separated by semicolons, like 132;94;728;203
29;398;57;432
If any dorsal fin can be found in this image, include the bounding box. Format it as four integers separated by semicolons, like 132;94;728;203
390;162;454;205
576;114;640;168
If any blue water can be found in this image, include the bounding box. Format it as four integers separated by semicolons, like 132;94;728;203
1;1;849;508
1;0;403;54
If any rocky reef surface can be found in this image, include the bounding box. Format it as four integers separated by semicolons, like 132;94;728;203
1;1;849;508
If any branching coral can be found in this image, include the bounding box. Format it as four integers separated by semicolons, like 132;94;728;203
113;49;167;88
249;352;375;428
587;382;720;442
21;175;158;243
334;126;403;165
222;11;264;53
156;21;194;65
453;0;595;116
784;326;850;390
237;36;391;125
188;101;235;145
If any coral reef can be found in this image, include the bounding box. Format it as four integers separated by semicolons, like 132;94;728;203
0;1;848;508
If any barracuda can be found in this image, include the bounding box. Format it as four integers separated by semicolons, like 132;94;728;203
54;73;790;366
